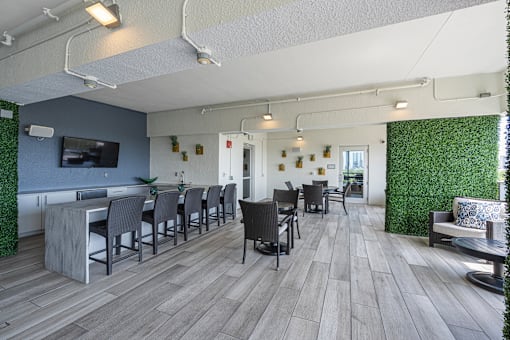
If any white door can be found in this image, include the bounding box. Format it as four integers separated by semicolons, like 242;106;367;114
339;146;368;203
242;144;254;200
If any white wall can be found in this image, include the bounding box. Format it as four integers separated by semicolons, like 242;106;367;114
147;72;504;206
266;125;387;205
147;73;505;137
150;134;219;185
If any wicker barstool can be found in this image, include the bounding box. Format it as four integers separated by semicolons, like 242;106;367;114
89;196;146;275
141;191;180;254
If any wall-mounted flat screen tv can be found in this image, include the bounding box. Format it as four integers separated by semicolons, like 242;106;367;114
61;136;120;168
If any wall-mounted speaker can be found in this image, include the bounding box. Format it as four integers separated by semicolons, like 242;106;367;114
25;124;54;138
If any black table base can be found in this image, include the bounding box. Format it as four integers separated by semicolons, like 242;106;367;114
256;242;288;256
466;271;503;295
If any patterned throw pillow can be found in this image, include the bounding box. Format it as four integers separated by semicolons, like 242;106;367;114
455;201;503;229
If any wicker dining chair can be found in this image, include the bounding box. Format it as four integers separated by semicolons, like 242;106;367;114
302;184;326;218
312;180;328;187
328;182;352;215
285;181;294;190
202;185;223;230
273;189;300;247
177;187;204;241
89;196;146;275
239;200;291;270
221;183;237;223
141;191;180;254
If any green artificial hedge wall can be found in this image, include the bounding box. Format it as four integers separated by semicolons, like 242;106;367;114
503;1;510;338
0;100;19;257
385;115;500;236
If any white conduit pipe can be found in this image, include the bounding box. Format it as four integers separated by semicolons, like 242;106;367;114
203;77;431;114
181;0;221;66
432;78;505;102
64;26;117;89
295;103;395;131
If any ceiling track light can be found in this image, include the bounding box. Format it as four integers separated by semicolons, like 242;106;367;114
263;102;273;120
395;100;408;109
181;0;221;66
263;113;273;121
85;1;121;28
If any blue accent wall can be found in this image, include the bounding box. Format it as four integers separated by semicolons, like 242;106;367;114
18;96;149;192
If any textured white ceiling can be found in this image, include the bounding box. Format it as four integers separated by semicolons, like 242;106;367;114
0;0;75;35
0;0;504;113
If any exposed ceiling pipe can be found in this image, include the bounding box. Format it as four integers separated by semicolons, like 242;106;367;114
432;78;505;102
295;104;394;132
1;0;85;47
64;26;117;89
181;0;221;66
202;77;431;114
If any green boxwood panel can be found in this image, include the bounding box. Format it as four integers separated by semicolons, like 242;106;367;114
0;100;19;257
385;115;500;236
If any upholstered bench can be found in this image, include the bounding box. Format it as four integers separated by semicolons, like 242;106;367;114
429;197;506;247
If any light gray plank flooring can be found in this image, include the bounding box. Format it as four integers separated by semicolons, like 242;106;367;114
0;203;504;339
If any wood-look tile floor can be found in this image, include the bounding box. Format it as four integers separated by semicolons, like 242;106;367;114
0;204;504;339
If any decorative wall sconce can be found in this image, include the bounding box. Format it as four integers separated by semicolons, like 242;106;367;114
181;151;188;161
278;164;285;171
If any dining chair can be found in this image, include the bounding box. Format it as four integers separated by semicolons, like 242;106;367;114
177;187;205;241
328;182;352;215
202;185;222;230
238;200;291;270
284;181;294;190
88;196;146;275
302;184;326;218
141;191;180;254
312;180;329;212
312;180;328;187
273;189;300;247
221;183;237;223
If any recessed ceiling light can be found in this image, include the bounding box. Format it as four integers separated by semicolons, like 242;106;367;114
297;136;303;141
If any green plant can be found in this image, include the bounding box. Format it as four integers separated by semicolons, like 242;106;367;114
181;151;187;156
297;156;303;161
170;135;178;146
138;176;158;184
385;116;499;237
324;145;331;152
504;3;510;337
0;100;19;257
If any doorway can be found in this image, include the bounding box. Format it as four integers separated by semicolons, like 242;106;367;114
339;146;368;203
243;144;254;200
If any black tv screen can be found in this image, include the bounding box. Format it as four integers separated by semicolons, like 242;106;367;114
61;136;119;168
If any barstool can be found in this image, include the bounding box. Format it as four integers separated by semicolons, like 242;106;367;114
177;188;204;241
88;196;146;275
141;191;180;254
202;185;222;230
